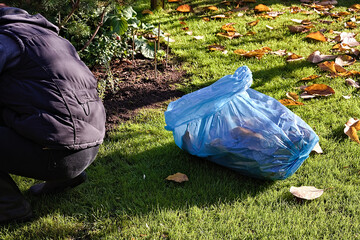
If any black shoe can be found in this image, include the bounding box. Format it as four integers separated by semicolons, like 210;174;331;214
0;172;33;224
0;199;33;225
29;172;87;196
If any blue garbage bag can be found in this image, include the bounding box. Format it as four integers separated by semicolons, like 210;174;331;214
164;66;319;180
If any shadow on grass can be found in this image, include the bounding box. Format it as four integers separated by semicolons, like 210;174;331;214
18;135;274;237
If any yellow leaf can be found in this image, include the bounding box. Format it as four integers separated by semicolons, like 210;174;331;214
279;99;304;106
234;49;247;55
208;44;225;51
254;4;270;12
318;61;337;73
345;21;357;29
177;4;192;12
286;53;304;62
301;75;321;81
166;172;189;183
247;19;260;26
207;5;218;11
221;23;236;32
306;31;327;42
142;9;153;15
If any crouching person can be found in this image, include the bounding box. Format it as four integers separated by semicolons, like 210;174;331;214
0;4;106;223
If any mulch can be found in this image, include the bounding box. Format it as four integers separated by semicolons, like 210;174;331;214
91;58;187;132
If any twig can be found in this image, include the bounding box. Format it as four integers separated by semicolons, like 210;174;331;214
154;40;157;80
132;29;135;64
80;3;110;51
157;23;161;50
58;0;80;29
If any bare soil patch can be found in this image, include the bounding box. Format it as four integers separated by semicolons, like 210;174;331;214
92;58;187;132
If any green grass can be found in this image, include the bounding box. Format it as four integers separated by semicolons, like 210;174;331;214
3;0;360;239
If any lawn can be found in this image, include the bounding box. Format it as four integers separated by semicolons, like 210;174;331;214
2;0;360;239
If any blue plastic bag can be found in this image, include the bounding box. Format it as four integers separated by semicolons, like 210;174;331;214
164;66;319;180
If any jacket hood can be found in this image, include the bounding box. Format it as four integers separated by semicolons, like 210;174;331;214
0;7;59;34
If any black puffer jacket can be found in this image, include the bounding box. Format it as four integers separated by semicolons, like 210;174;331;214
0;7;106;150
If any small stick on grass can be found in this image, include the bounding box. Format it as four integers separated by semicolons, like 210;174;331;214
132;29;135;66
154;40;157;80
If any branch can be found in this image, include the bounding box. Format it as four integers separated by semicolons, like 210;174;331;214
80;3;110;51
58;0;80;29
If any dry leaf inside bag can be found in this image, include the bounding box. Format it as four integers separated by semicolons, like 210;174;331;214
290;186;324;200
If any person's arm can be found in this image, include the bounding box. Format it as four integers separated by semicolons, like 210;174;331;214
0;34;21;73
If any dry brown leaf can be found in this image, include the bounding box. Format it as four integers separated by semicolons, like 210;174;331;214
286;92;299;101
179;21;187;25
301;75;321;81
345;21;357;29
221;23;236;32
288;25;310;33
182;27;189;31
166;172;189;183
208;44;225;51
168;0;181;2
177;4;192;13
142;9;153;15
290;186;324;200
335;55;356;66
234;49;247;55
279;99;304;106
202;17;210;21
306;31;327;42
318;61;338;73
304;84;335;96
345;78;360;88
307;50;337;63
207;5;218;11
346;126;360;143
217;32;240;39
254;4;270;12
286;53;304;62
247;19;260;26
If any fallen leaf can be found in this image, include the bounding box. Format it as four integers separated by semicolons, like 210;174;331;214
318;61;346;74
343;95;351;99
288;25;310;33
166;172;189;183
179;21;187;25
168;0;181;2
301;75;321;81
335;55;356;66
193;36;204;40
185;31;193;35
271;49;287;56
345;21;357;29
286;53;304;62
306;31;327;42
345;78;360;88
211;14;228;19
177;4;192;13
142;9;153;15
208;44;225;51
234;49;247;55
206;5;218;11
279;99;304;106
307;50;337;63
245;31;256;36
286;92;299;101
312;142;323;154
345;125;360;143
202;17;210;21
290;186;324;200
221;23;236;32
254;4;270;12
300;84;335;98
217;32;240;39
247;19;260;26
266;25;274;30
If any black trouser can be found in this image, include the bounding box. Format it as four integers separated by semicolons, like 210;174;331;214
0;125;99;184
